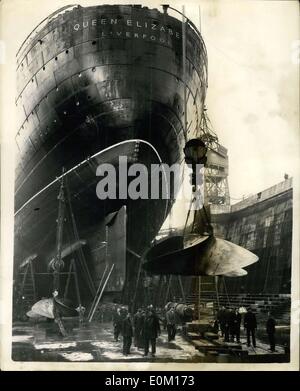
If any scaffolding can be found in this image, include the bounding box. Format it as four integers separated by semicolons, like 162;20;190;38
201;112;230;206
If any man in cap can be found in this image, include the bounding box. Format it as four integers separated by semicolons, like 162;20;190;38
142;305;161;357
122;313;133;356
266;312;276;352
166;306;176;342
244;307;257;348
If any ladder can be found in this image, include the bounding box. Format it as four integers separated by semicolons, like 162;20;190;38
88;264;115;322
18;260;37;312
193;275;220;319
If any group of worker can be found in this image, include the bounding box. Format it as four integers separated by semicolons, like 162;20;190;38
113;303;277;356
216;306;244;344
216;306;277;352
113;305;161;357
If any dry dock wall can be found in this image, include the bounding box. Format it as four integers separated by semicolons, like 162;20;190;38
211;178;293;294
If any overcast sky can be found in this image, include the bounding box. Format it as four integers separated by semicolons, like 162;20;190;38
1;0;299;203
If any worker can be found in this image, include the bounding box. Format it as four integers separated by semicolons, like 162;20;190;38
113;307;123;342
244;307;257;348
133;308;144;348
142;305;161;357
266;312;276;352
122;313;133;356
234;308;242;343
76;304;86;327
223;307;230;342
217;306;226;337
165;306;176;342
228;308;236;342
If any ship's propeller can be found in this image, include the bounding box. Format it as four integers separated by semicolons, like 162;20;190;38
142;234;258;276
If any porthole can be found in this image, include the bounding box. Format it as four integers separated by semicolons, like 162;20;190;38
92;67;96;72
43;66;45;71
55;57;58;61
66;49;69;54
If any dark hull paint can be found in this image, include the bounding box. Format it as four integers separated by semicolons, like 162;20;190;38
14;5;208;301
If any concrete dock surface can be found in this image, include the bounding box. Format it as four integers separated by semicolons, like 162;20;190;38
12;320;289;363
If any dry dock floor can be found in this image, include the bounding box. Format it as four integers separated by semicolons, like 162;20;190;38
11;321;288;363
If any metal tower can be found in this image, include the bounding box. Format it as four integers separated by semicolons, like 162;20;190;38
201;111;230;205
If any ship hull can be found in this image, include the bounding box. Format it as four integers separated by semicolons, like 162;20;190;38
14;5;208;305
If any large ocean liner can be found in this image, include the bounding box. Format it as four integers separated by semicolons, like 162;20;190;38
14;4;209;306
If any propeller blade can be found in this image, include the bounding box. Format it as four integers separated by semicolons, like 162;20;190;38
143;235;258;276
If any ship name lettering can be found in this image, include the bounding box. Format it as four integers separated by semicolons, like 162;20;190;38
72;18;181;39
